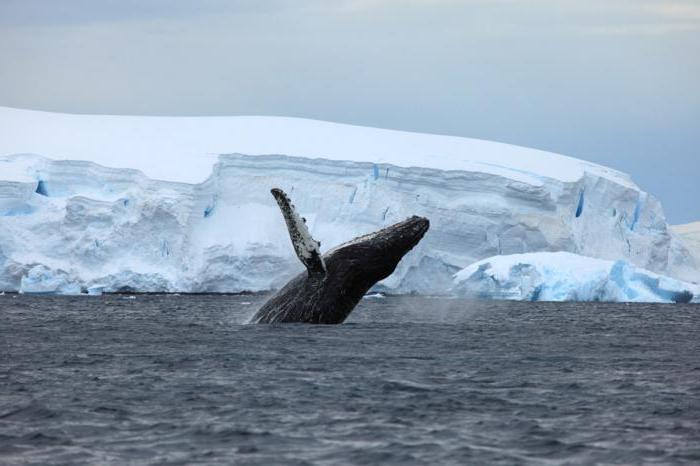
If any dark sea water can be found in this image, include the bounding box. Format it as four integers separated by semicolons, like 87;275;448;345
1;295;699;465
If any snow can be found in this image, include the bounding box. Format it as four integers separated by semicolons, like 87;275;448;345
452;252;699;303
0;106;633;187
0;107;698;295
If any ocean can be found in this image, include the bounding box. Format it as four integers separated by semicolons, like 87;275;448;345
1;295;699;465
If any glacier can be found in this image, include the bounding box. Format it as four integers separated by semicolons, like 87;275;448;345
452;252;699;303
0;106;698;295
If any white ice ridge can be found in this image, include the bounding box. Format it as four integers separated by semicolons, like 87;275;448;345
0;107;697;294
452;252;700;303
0;106;632;187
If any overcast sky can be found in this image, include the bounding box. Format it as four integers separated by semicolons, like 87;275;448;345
0;0;698;222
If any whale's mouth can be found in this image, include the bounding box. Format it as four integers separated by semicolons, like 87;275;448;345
401;215;430;239
393;216;430;252
384;215;429;244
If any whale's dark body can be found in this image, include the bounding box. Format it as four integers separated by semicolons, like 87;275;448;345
250;189;429;324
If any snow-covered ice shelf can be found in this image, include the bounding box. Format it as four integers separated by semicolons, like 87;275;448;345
0;107;697;295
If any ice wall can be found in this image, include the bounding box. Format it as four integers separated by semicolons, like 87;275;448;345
0;152;696;294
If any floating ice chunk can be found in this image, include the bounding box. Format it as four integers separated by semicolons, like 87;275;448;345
452;252;699;303
19;265;82;295
87;284;106;296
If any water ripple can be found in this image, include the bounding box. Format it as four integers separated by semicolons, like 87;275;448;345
1;295;699;465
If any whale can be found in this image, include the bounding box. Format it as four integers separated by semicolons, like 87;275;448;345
250;188;430;324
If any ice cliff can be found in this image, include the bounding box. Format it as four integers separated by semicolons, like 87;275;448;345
453;252;699;303
0;107;697;294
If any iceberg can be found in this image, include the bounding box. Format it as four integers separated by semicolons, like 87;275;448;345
0;107;697;294
452;252;699;303
672;222;700;264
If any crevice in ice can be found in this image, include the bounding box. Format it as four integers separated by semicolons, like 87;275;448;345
203;197;217;218
35;180;49;196
630;194;645;231
348;187;357;204
575;190;584;218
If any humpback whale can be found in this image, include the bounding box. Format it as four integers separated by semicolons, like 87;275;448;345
250;189;429;324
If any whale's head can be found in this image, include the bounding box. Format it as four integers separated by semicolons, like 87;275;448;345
325;215;430;290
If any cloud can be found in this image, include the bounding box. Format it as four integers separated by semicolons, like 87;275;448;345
587;22;700;35
646;2;700;21
569;0;700;35
336;0;461;9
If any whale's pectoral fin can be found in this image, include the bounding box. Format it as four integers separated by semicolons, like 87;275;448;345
271;188;326;277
